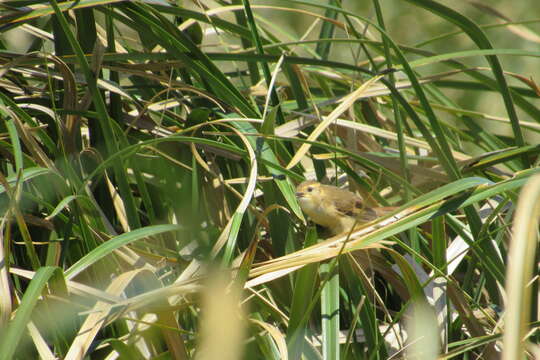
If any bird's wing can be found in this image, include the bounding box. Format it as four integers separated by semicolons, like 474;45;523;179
332;192;365;218
357;206;398;223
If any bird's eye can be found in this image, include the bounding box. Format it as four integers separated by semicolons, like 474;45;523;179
307;186;313;192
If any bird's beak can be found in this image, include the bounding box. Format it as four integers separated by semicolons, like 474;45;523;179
295;192;304;198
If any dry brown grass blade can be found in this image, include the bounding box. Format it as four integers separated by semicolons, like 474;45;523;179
27;321;56;360
178;4;347;33
49;54;79;154
10;267;122;303
250;319;289;359
276;117;470;161
105;171;130;232
64;269;154;360
286;74;385;169
0;171;40;270
209;123;258;258
7;111;56;170
248;239;388;287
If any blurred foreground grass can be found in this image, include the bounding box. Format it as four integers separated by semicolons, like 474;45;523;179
1;0;540;359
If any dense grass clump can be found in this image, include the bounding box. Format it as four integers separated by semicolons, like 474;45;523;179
1;1;540;359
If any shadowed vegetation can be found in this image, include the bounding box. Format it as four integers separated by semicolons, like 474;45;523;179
1;0;540;359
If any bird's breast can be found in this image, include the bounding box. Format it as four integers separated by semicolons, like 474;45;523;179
298;198;337;228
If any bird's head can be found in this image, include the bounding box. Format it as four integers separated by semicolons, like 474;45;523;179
295;180;324;209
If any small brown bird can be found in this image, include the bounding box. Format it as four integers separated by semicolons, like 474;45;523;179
295;180;395;235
